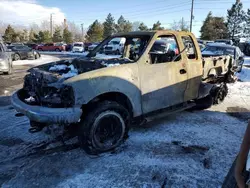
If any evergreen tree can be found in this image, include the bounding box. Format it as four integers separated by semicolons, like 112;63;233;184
34;30;51;43
103;13;115;38
245;9;250;38
115;15;132;33
43;30;52;43
3;25;16;42
53;27;62;42
86;20;103;42
227;0;245;39
200;12;228;40
152;21;164;30
138;22;148;31
200;12;213;40
63;28;73;43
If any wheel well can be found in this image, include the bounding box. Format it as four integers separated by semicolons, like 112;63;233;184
81;92;133;117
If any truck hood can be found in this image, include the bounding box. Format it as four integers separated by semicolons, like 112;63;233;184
28;56;133;84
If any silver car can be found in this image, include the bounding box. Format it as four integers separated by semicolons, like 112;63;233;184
0;41;13;74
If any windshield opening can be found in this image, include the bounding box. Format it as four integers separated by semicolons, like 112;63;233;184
74;43;83;47
87;35;151;61
203;46;235;56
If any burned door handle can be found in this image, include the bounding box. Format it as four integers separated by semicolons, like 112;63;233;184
180;69;187;74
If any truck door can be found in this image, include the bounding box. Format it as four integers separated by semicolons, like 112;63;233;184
180;35;203;101
139;35;188;114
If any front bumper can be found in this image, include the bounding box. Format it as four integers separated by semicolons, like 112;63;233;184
11;90;82;124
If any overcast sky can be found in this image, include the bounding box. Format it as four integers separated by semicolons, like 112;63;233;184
0;0;250;37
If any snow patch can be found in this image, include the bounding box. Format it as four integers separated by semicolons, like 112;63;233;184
237;66;250;82
49;65;68;71
13;55;60;66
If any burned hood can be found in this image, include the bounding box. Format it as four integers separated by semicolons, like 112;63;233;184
27;56;133;83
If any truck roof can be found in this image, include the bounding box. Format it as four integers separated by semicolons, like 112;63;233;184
112;30;192;37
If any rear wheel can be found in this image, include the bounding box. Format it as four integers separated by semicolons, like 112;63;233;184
212;83;228;105
78;101;130;154
55;48;61;52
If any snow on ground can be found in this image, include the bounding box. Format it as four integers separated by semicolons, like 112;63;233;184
12;55;60;66
0;59;250;187
244;56;250;66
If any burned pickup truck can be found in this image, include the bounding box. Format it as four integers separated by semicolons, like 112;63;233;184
12;30;235;154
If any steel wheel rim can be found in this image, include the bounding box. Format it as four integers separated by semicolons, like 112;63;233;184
93;111;125;150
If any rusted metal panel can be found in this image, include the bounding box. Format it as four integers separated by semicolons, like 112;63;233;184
64;63;142;117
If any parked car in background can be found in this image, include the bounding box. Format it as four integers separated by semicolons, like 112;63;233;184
65;44;72;51
88;42;100;51
202;43;244;72
36;43;66;51
7;45;40;61
84;42;92;51
104;38;125;54
72;42;84;53
239;41;250;56
0;40;13;74
10;42;24;46
215;39;233;45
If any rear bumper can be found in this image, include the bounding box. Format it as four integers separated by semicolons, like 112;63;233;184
11;90;82;124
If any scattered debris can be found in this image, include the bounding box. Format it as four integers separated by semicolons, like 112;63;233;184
203;157;211;169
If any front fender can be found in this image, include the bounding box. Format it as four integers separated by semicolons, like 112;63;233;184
64;63;142;117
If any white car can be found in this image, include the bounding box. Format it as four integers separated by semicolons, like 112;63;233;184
104;38;126;55
88;43;100;51
72;42;84;53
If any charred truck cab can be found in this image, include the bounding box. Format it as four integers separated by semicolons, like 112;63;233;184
12;30;235;154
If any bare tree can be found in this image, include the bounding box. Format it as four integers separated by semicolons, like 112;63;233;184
171;18;189;31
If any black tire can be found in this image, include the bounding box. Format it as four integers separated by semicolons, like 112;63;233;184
191;95;213;110
78;101;130;154
38;48;43;51
212;83;228;105
55;48;60;52
14;54;20;61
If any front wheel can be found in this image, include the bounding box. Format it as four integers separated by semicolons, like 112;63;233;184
14;54;20;61
78;101;130;154
3;62;13;75
55;48;61;52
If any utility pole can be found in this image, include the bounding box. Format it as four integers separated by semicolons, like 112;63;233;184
181;17;184;31
81;23;84;41
190;0;194;32
50;13;53;37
